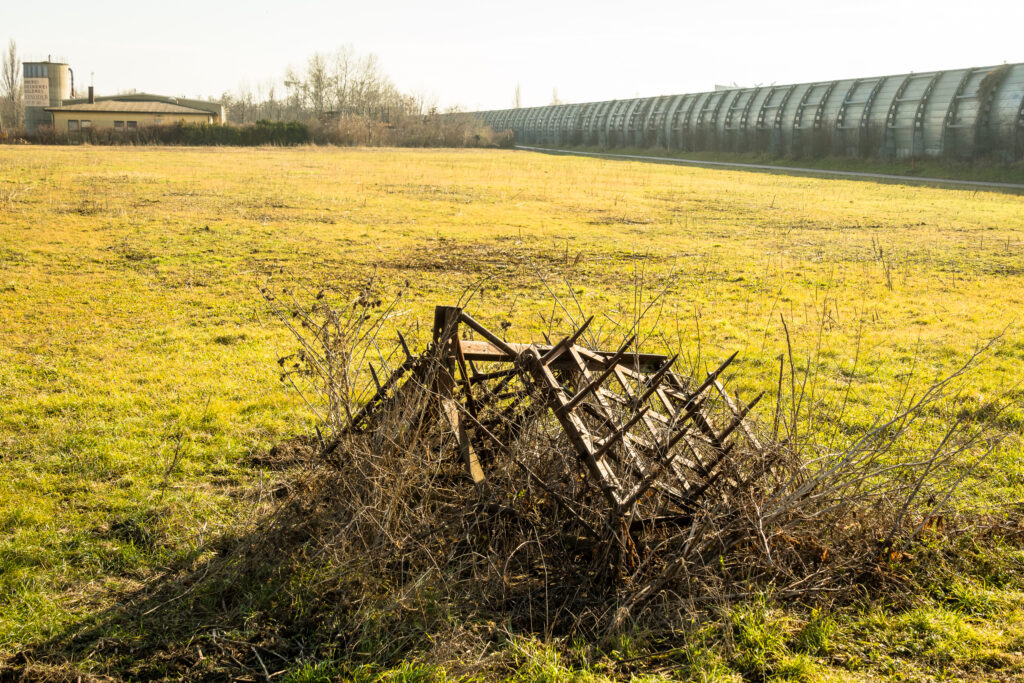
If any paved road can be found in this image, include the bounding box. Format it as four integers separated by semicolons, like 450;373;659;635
515;145;1024;192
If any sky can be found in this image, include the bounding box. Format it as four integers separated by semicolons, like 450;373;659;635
4;0;1024;111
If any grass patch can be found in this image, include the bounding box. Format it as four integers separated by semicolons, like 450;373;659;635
1;146;1023;680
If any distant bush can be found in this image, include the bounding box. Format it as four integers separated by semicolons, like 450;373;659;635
309;112;513;148
16;114;511;149
22;120;312;147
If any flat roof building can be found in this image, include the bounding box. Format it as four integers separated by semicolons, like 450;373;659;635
46;97;220;132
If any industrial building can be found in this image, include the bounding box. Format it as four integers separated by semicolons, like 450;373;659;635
23;59;224;133
471;62;1024;161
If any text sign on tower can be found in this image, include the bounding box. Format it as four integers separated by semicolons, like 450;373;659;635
24;78;50;107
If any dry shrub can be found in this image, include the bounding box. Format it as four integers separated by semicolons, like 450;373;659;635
250;277;1008;654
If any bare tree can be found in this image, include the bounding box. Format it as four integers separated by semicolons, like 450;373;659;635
1;39;21;129
307;53;330;119
513;83;522;109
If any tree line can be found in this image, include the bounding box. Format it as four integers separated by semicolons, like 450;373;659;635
221;46;433;125
2;41;510;148
1;40;21;134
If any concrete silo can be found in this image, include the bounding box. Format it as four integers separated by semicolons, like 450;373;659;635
23;60;73;132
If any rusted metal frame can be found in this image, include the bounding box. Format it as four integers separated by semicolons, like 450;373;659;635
609;365;670;444
347;355;422;432
520;347;622;505
559;335;636;413
606;363;703;494
940;68;975;155
539;317;594;365
433;306;485;484
662;370;731;472
614;365;710;477
713;380;763;453
716;392;764;443
563;345;644;465
468;367;517;384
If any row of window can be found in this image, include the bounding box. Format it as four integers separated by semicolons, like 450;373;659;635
25;64;49;78
66;120;138;131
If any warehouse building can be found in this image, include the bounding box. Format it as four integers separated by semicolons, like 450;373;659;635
23;58;224;133
46;91;222;132
471;62;1024;161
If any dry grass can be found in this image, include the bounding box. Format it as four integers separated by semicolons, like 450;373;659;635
1;145;1023;680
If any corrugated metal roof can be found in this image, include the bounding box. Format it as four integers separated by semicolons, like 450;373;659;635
60;93;223;115
45;101;213;115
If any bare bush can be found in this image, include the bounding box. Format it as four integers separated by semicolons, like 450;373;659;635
254;277;1005;651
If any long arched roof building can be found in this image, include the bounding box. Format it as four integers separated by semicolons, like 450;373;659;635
472;63;1024;160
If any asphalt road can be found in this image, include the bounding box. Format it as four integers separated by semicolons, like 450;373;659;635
515;145;1024;192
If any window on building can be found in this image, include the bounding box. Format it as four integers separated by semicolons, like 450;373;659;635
67;120;79;131
126;121;138;131
81;120;92;129
114;121;125;129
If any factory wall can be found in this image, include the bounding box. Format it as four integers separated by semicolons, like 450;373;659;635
473;63;1024;160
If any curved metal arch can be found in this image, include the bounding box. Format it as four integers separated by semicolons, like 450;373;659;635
773;84;798;128
522;107;545;144
494;110;514;132
576;102;597;144
605;99;630;147
974;65;1013;154
705;90;731;149
812;81;840;129
754;86;776;130
549;105;570;145
680;93;704;150
834;80;861;130
791;84;817;130
618;98;645;146
883;73;915;153
668;94;695;148
912;71;945;134
1016;86;1024;158
661;94;687;149
594;100;616;147
636;96;662;147
561;103;583;146
642;95;666;147
940;68;975;156
509;107;529;137
738;87;762;133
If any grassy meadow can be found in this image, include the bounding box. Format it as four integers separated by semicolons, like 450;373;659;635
1;145;1023;680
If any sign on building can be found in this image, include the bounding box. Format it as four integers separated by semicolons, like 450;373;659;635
24;78;50;107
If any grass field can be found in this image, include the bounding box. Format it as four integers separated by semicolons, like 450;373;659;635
1;145;1023;681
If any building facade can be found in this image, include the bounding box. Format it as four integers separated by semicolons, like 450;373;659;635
46;99;219;132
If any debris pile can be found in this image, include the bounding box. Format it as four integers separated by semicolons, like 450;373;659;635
267;298;995;635
331;305;794;628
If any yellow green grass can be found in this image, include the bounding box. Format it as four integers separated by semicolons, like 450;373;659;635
1;145;1023;680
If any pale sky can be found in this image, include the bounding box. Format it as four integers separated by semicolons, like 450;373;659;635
5;0;1023;110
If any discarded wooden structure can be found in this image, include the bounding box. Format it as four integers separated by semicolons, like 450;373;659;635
348;306;766;531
